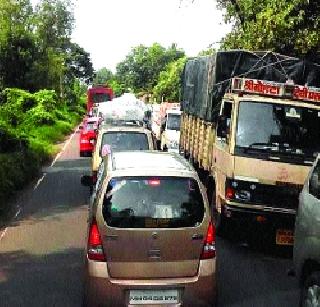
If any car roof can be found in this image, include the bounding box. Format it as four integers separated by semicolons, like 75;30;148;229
99;125;150;133
85;116;100;123
110;151;194;173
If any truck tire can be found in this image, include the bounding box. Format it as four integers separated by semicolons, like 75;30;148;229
300;271;320;307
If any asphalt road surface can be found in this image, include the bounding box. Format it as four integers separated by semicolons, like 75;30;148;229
0;130;300;307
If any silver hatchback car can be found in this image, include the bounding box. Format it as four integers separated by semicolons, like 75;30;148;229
294;155;320;306
82;151;216;306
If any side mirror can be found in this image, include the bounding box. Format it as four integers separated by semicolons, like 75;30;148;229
310;173;320;197
217;115;227;139
81;175;93;187
160;123;166;134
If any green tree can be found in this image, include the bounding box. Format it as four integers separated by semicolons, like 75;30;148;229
0;0;37;90
153;57;187;102
217;0;320;60
198;47;216;56
94;67;113;85
115;43;185;93
31;0;93;96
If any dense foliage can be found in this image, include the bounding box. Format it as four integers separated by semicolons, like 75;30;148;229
93;43;186;100
0;0;92;209
217;0;320;61
153;57;187;102
115;43;185;94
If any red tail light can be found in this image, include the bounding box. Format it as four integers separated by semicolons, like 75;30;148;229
87;219;105;261
92;171;98;184
226;187;235;200
201;222;216;259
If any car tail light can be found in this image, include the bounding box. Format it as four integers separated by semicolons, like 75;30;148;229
201;222;216;259
226;187;235;200
87;219;105;261
92;171;98;184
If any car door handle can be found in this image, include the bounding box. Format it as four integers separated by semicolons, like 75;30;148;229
192;234;204;240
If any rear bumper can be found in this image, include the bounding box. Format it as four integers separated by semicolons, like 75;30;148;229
84;259;216;307
222;203;296;229
80;143;94;152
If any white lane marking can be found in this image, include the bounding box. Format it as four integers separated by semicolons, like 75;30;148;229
50;152;62;167
14;206;22;218
0;126;79;241
0;205;22;241
50;126;78;167
0;228;8;241
33;173;46;190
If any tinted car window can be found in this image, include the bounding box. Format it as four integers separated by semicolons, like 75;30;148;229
101;132;149;153
86;123;97;131
102;177;204;228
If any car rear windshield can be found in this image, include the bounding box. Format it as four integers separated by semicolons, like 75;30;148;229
102;177;204;228
101;132;149;154
86;123;97;131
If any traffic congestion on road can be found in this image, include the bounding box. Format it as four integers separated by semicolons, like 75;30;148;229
3;0;320;306
4;69;320;306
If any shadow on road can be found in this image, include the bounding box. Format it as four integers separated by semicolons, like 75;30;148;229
216;237;299;307
3;158;91;228
0;248;85;307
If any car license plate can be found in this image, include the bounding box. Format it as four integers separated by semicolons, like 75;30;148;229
129;289;178;305
276;229;294;245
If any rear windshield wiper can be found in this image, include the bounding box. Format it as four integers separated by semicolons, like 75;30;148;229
245;142;280;152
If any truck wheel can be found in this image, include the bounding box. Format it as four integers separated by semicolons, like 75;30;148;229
301;271;320;307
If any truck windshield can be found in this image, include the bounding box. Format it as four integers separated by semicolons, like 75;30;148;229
102;177;204;228
92;93;111;103
167;114;181;131
100;132;149;154
235;101;320;161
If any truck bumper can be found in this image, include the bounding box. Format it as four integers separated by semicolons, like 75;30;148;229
222;203;296;229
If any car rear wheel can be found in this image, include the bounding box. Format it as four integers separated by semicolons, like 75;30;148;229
301;271;320;307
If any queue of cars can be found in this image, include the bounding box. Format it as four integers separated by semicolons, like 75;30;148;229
80;96;216;306
80;89;320;306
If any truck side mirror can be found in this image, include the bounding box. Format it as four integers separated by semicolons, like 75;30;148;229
217;115;227;139
160;122;166;134
310;173;320;198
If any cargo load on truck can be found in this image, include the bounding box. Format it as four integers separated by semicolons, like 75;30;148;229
98;93;147;126
182;50;320;122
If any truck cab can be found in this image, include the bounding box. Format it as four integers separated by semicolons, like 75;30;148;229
213;78;320;245
160;109;181;153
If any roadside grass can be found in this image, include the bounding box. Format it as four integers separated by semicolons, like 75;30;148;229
0;88;84;213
